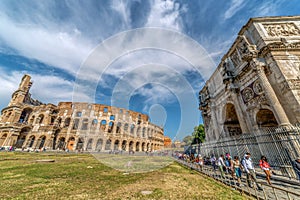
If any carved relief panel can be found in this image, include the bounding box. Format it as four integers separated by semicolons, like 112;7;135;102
241;79;266;107
263;23;300;37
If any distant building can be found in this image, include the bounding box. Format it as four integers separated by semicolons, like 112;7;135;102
0;75;164;151
199;16;300;141
163;136;172;148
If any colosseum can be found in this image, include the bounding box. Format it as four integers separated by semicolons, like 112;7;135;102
0;75;164;152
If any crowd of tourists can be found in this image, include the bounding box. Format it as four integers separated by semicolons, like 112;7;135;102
174;151;300;190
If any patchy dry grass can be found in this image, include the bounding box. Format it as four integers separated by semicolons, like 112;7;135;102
0;152;249;200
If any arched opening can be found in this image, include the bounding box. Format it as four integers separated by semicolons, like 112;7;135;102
37;136;46;149
124;123;129;132
136;142;140;152
114;140;119;150
129;141;134;151
57;137;66;149
18;108;33;123
15;127;31;148
122;140;127;151
224;103;242;136
147;143;150;151
136;127;141;137
64;118;71;128
96;139;103;151
256;109;278;128
116;122;121;134
27;135;35;148
142;142;146;151
130;124;135;135
73;119;80;130
37;114;44;124
100;120;107;131
142;128;146;138
0;134;7;146
81;118;89;130
87;138;93;150
108;121;114;133
29;115;35;124
67;137;75;150
52;129;60;150
105;139;111;150
91;119;98;129
76;138;84;150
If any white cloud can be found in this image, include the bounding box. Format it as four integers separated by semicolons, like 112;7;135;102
0;13;93;75
146;0;187;30
224;0;246;20
0;69;77;110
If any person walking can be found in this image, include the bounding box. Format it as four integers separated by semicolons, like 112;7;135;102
211;155;217;170
218;155;226;179
259;156;272;185
242;153;263;190
292;157;300;181
232;156;243;186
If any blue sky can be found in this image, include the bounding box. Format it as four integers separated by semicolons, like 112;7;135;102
0;0;300;140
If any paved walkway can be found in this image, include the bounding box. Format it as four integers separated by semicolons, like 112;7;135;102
176;159;300;200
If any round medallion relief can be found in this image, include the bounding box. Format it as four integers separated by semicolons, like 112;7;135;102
253;80;263;94
242;87;254;102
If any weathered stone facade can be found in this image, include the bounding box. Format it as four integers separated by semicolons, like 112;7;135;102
0;75;164;151
199;16;300;141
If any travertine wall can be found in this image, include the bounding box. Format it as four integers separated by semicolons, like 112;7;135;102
199;16;300;142
0;75;164;151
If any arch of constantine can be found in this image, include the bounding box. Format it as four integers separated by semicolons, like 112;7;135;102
0;75;164;151
199;16;300;141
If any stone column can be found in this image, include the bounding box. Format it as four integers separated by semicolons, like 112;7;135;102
252;59;290;126
230;89;250;133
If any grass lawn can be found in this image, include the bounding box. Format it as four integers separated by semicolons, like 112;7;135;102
0;152;249;200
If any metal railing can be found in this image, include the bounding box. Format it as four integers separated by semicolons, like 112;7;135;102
197;124;300;179
175;158;300;200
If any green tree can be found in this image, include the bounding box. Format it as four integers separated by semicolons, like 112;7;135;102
192;124;205;145
182;135;193;145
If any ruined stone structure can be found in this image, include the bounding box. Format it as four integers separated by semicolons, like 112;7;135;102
199;16;300;141
0;75;164;151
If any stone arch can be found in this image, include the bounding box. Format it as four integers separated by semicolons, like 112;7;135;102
142;127;146;138
29;115;35;124
129;141;134;151
37;135;46;149
116;122;122;134
67;137;75;150
114;140;120;150
73;119;80;130
121;140;127;151
136;141;140;152
108;121;114;133
37;114;44;124
19;108;33;123
146;143;150;151
52;129;60;150
96;138;103;151
15;127;31;148
124;123;129;132
57;137;66;149
223;103;242;136
76;138;84;150
64;117;71;127
100;120;107;131
130;124;135;135
136;126;141;137
87;138;93;150
142;142;146;151
91;119;98;129
27;135;35;148
0;134;7;146
81;118;89;130
105;139;112;150
256;108;278;128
